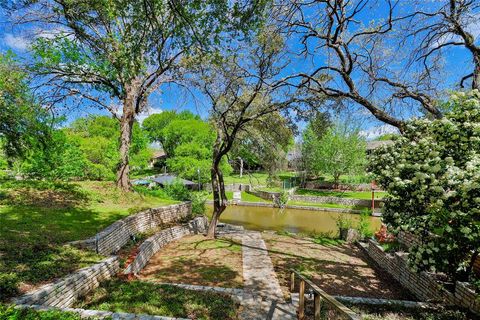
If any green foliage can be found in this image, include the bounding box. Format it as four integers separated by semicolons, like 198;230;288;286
336;215;353;230
161;117;232;182
143;111;199;146
302;123;366;184
358;210;374;239
369;91;480;281
18;115;152;180
230;112;293;174
0;52;51;162
191;191;208;215
0;273;18;300
163;180;191;201
0;305;84;320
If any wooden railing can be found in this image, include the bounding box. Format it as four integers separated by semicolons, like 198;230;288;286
291;270;361;320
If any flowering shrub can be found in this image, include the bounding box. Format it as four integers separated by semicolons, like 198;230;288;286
374;225;395;243
369;91;480;282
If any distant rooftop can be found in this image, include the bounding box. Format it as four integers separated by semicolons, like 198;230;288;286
151;174;196;186
366;140;394;151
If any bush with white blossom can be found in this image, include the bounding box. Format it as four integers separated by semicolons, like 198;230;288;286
369;91;480;284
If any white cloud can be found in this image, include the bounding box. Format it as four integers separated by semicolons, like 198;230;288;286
137;107;162;124
4;33;30;51
359;124;398;140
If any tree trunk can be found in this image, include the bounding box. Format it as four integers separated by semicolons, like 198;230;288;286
473;54;480;90
206;139;228;238
116;94;136;191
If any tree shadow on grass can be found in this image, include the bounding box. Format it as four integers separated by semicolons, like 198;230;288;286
77;279;239;320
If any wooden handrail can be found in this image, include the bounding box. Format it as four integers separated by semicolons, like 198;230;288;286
291;269;361;320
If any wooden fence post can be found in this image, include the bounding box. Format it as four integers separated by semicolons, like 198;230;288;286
290;271;295;292
314;292;322;320
298;279;305;319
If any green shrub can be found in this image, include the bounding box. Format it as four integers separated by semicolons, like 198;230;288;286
163;180;191;201
0;273;18;300
357;210;373;239
191;191;208;215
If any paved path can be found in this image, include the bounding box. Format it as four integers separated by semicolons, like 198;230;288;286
239;231;296;320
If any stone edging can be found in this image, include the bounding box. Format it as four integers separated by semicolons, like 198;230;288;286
72;202;192;255
361;239;479;314
14;257;120;308
15;304;188;319
206;200;376;214
124;216;208;275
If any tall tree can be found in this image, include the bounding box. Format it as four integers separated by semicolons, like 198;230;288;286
8;0;266;190
280;0;445;131
398;0;480;90
191;27;298;237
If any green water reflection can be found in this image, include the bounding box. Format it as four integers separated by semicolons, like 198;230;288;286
207;205;381;235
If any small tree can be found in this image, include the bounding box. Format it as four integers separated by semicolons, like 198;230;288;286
302;124;366;185
369;91;480;283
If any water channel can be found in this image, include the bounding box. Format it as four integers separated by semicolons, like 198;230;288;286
207;205;382;235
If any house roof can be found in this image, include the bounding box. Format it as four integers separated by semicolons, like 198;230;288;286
151;174;196;186
151;150;166;159
366;140;394;151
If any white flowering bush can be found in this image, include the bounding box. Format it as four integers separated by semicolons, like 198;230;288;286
369;91;480;284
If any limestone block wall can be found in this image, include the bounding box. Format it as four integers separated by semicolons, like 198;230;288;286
365;239;479;314
303;182;373;191
14;257;120;308
289;194;379;207
124;216;209;275
80;202;192;255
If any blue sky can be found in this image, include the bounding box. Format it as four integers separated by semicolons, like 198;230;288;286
0;2;477;139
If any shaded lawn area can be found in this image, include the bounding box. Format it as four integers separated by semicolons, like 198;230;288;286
0;179;177;300
295;189;386;200
261;233;412;300
139;235;243;288
75;279;239;320
0;304;84;319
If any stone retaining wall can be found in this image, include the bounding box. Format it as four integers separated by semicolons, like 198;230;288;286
76;202;192;255
364;239;479;314
248;189;381;208
205;183;251;192
303;181;373;191
289;194;380;207
14;257;120;308
124;216;209;275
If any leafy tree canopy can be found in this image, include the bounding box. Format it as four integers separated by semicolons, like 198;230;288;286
142;110;199;148
0;52;51;162
369;91;480;282
302;123;366;184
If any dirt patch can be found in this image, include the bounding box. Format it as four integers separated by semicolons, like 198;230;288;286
262;232;413;300
138;235;243;288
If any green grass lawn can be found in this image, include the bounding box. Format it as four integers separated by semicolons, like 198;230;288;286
75;279;239;320
0;179;177;301
222;171;296;186
295;188;386;200
0;304;84;319
207;191;269;203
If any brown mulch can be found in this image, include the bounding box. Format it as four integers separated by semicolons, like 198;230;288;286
138;235;244;288
262;233;414;300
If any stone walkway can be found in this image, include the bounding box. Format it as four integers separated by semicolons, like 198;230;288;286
239;231;296;320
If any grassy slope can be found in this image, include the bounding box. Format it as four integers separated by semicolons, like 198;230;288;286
0;179;177;300
75;280;239;320
295;188;386;200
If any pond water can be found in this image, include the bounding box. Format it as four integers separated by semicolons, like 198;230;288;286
207;205;382;235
